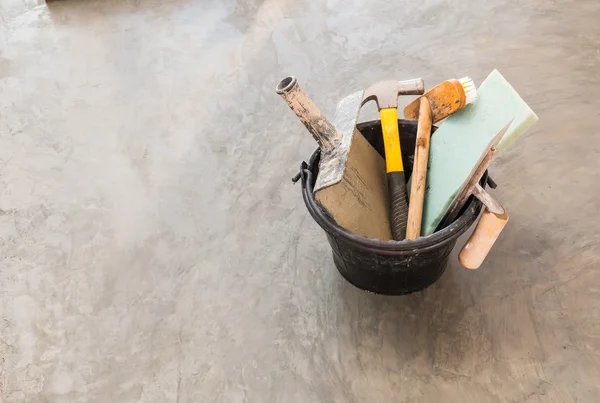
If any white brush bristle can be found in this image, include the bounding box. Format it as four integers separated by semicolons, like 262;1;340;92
459;76;477;105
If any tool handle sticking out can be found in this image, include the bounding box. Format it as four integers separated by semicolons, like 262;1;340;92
459;208;509;270
406;97;432;240
276;77;339;153
380;107;408;240
403;77;476;123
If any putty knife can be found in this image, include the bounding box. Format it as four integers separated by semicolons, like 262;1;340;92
276;77;391;239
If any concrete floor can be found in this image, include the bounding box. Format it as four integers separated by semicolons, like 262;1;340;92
1;0;600;401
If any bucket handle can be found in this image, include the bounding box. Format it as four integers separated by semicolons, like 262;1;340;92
292;149;321;184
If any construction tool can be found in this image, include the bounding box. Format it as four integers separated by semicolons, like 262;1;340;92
440;120;512;269
420;70;538;236
404;77;476;239
406;97;432;240
438;120;512;227
459;208;509;270
276;77;391;239
361;79;426;240
457;139;509;270
404;77;477;123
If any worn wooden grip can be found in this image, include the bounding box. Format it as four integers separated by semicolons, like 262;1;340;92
459;209;509;270
276;76;339;152
406;97;432;240
388;171;409;240
403;80;465;123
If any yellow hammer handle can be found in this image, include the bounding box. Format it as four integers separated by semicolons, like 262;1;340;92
380;108;404;173
380;108;408;240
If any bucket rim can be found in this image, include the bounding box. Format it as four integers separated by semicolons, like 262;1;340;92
299;121;485;254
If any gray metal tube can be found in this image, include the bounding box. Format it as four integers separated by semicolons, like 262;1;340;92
276;76;340;153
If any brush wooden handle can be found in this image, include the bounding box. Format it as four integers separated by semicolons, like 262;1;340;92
406;97;432;240
276;76;339;152
403;79;465;123
459;208;509;270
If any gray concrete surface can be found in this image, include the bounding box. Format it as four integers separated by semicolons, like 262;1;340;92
1;0;600;401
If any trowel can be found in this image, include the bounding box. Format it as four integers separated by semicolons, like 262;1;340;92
276;77;422;240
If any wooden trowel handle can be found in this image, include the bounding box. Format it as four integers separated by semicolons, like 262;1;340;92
459;209;509;270
276;76;339;152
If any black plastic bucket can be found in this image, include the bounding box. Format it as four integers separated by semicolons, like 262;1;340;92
298;119;486;295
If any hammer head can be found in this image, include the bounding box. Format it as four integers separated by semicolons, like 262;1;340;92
314;78;425;192
362;79;425;109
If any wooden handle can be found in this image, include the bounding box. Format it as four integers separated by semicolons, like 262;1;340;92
403;80;464;122
276;76;339;152
406;97;432;240
459;208;509;270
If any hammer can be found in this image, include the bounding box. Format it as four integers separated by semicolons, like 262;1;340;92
362;80;425;240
